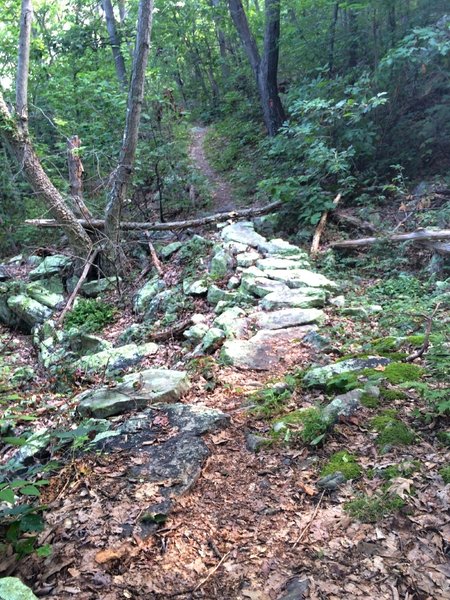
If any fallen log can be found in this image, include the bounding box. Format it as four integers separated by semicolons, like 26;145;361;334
310;193;341;257
25;201;282;232
330;229;450;249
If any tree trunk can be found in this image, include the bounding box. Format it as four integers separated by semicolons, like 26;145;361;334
67;135;93;220
0;96;92;259
228;0;285;136
103;0;154;269
16;0;33;134
102;0;127;89
328;2;339;76
211;0;231;80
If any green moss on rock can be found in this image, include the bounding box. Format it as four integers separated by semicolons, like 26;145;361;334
370;411;415;446
383;362;424;384
320;451;362;480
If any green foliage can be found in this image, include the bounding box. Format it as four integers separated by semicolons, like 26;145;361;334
383;362;424;385
345;493;405;523
321;451;362;480
272;408;329;446
251;386;292;418
64;299;116;333
439;465;450;484
370;411;415;446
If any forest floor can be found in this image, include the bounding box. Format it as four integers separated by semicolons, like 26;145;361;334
189;126;239;215
0;131;449;600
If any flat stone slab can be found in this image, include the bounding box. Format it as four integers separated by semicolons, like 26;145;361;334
253;308;324;329
76;368;190;418
221;325;314;370
262;268;338;290
221;222;268;250
261;288;327;310
74;342;158;375
241;274;290;298
256;257;309;271
263;238;309;258
7;294;53;329
29;255;72;280
0;578;38;600
304;356;391;387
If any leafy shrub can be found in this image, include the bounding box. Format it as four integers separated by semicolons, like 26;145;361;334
64;299;116;333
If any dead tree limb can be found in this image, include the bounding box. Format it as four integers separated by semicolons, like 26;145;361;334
67;135;93;220
146;316;192;342
56;246;101;325
25;200;282;231
330;229;450;249
331;210;378;234
405;303;440;363
310;193;341;256
145;233;164;276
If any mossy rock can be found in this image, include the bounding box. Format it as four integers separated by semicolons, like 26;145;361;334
383;362;424;385
370;411;415;446
320;451;362;480
380;388;407;402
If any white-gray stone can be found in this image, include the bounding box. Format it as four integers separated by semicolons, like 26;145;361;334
261;288;327;310
236;251;260;267
183;278;208;295
256;257;307;271
82;277;119;297
303;356;391;387
7;294;53;328
213;307;248;338
183;323;209;343
26;282;64;309
262;268;338;290
0;577;39;600
29;255;72;280
76;369;190;418
201;327;226;353
74;342;158;373
133;277;166;313
253;308;324;330
221;222;268;250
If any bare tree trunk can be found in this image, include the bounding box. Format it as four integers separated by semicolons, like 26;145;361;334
102;0;127;89
328;2;339;76
16;0;33;134
0;96;92;259
228;0;285;136
211;0;231;80
104;0;154;269
67;135;93;220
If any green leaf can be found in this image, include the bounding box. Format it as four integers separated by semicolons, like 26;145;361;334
0;488;15;504
19;513;45;532
1;436;27;446
36;544;52;557
19;485;40;497
310;433;326;446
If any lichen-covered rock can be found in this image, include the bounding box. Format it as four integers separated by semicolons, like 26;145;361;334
261;288;327;310
74;342;158;374
256;257;309;271
236;251;260;268
240;273;290;298
253;308;324;330
76;369;190;418
303;356;391;388
183;323;209;343
263;238;309;259
160;241;183;258
213;307;247;338
207;285;237;306
0;577;39;600
29;255;72;281
209;248;233;279
183;278;208;295
66;329;112;356
134;277;166;314
0;284;21;327
201;327;226;353
5;428;50;470
221;221;268;250
26;282;64;309
322;389;363;424
82;277;119;298
7;294;53;329
262;268;338;291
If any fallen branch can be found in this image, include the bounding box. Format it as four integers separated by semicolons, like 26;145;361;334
292;490;325;548
330;229;450;249
405;303;440;363
146;316;193;342
56;246;101;325
145;233;164;276
25;201;282;232
332;209;378;234
310;193;341;257
418;240;450;256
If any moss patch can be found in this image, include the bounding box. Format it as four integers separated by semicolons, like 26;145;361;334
440;465;450;484
320;451;362;480
380;388;407;402
370;411;415;446
383;362;424;385
272;408;329;445
360;392;380;408
344;493;405;523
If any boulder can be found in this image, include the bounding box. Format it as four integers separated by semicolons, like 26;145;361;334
262;268;338;291
240;274;290;298
322;389;363;424
263;238;309;259
236;251;260;268
74;342;158;374
213;307;248;338
209;248;233;279
25;282;64;309
207;285;237;306
256;257;309;271
253;308;324;330
303;356;391;387
76;369;190;418
221;221;268;250
0;578;38;600
183;278;208;295
201;327;226;353
134;277;166;314
160;241;183;259
7;294;53;329
29;255;72;281
261;288;327;310
82;277;119;298
183;323;209;343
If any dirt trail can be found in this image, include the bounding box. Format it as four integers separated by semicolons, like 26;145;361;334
190;126;238;214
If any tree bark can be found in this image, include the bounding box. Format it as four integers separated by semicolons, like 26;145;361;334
102;0;127;89
0;96;93;259
26;200;283;231
104;0;154;268
228;0;285;136
16;0;33;134
67;135;93;220
328;2;339;76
